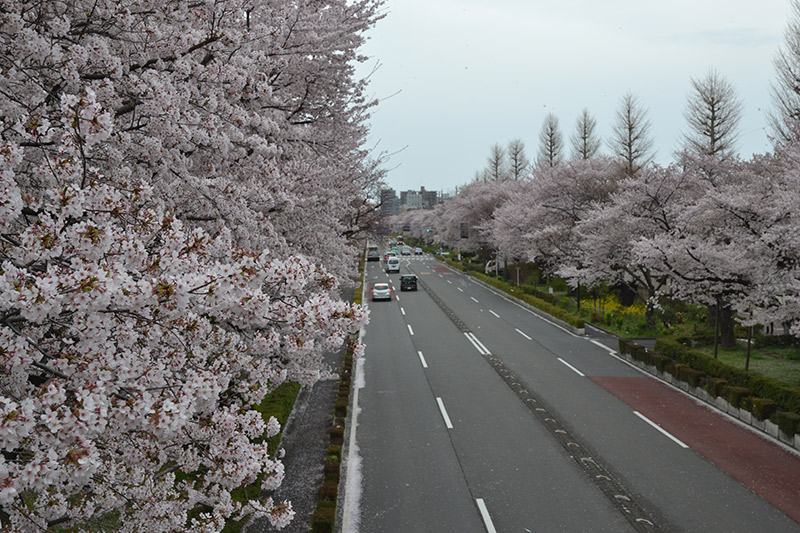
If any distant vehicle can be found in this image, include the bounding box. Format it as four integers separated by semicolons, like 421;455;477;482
371;283;391;301
400;274;417;291
386;256;400;273
401;246;411;256
485;260;504;275
414;247;423;255
384;251;396;261
366;244;380;261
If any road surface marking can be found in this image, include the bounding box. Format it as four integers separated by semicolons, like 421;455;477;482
407;324;414;336
634;411;689;448
470;296;479;303
489;310;500;318
458;287;464;292
465;332;491;355
400;307;405;315
436;397;454;429
558;357;585;377
417;351;428;368
515;328;532;340
591;339;615;352
476;499;497;533
395;294;400;301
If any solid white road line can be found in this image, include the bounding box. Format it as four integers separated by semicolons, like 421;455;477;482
417;351;428;368
558;357;585;377
489;310;500;318
591;339;615;353
407;324;414;336
465;332;486;355
634;411;689;448
470;296;479;303
515;328;532;341
436;397;454;429
475;498;497;533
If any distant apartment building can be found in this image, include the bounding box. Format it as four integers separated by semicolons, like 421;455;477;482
397;186;438;210
381;186;442;214
379;188;399;216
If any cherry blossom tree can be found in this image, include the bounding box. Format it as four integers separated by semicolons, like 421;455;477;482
429;180;517;253
489;157;619;278
0;0;381;530
569;163;701;328
631;154;763;347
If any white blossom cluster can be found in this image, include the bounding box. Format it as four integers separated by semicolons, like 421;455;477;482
0;0;381;530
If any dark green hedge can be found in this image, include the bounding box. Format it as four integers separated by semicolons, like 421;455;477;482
745;398;779;421
655;338;800;414
772;411;800;436
621;337;800;435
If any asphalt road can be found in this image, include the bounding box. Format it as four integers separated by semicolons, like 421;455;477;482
346;255;800;532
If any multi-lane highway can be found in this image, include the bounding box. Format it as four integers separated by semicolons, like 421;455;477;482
343;254;800;532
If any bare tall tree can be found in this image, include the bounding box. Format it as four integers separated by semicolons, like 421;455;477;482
770;0;800;144
609;92;655;177
570;108;601;160
682;69;743;158
537;113;564;168
481;143;507;182
507;138;530;180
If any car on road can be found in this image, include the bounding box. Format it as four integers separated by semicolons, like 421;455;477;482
371;283;391;301
400;274;417;291
386;256;400;273
400;246;411;256
384;251;396;261
414;247;423;255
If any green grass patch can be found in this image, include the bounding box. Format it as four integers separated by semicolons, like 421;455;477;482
693;344;800;388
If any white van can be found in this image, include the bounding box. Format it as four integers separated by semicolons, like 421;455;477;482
386;256;400;273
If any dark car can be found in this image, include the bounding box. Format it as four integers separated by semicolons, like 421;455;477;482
400;274;417;291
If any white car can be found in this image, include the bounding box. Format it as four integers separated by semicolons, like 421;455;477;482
371;283;392;301
386;256;400;273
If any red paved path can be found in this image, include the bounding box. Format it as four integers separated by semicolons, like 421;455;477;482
592;376;800;524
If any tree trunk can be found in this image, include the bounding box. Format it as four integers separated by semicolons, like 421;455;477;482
706;303;736;349
719;304;736;349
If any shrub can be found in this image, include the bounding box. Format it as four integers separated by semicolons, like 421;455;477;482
318;481;338;502
745;398;779;421
704;378;728;398
771;411;800;437
329;424;344;445
327;444;342;461
311;503;336;533
677;366;706;388
723;386;752;408
653;354;675;373
323;460;340;483
334;397;348;418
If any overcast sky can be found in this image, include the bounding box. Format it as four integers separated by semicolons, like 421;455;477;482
355;0;791;194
